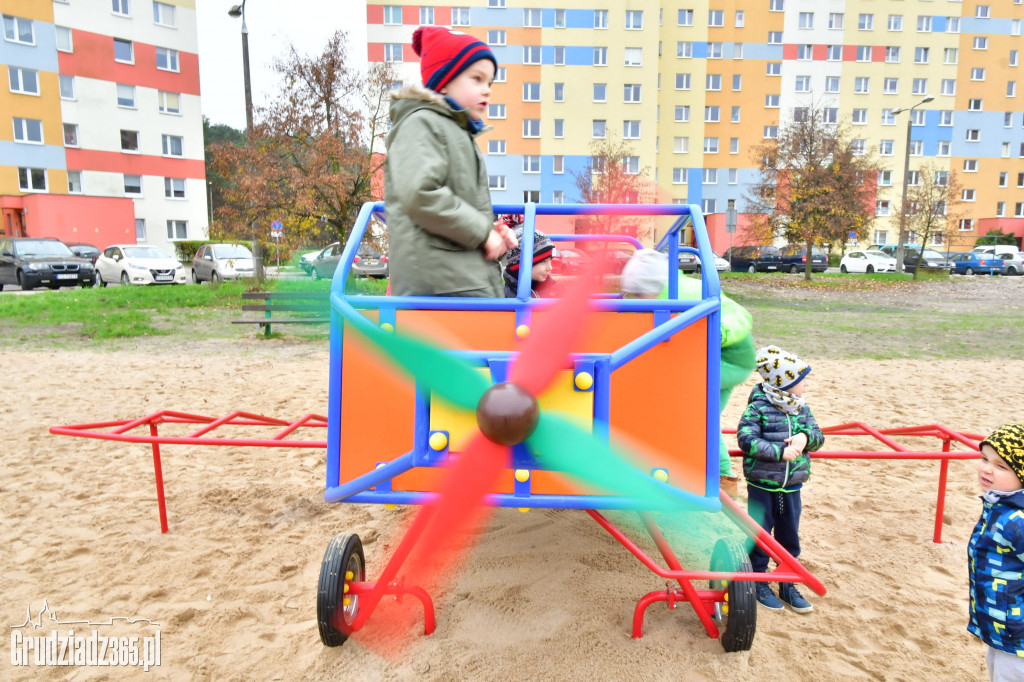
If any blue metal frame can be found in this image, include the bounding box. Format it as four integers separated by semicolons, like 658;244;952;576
325;203;722;513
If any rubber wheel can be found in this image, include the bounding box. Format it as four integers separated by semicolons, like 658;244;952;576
192;269;200;284
317;532;365;647
709;537;757;652
310;267;321;281
840;265;848;273
695;265;702;274
17;271;34;291
120;271;130;286
747;264;756;274
211;271;221;284
866;265;874;274
965;267;974;276
789;264;799;274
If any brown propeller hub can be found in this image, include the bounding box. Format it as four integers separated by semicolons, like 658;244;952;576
475;382;540;446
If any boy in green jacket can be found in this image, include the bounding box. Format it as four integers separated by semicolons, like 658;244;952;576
385;27;516;296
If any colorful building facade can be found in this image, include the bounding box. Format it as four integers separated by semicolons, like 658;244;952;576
367;0;1024;251
1;0;206;253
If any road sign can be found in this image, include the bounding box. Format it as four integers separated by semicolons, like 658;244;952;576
270;220;283;234
725;208;737;234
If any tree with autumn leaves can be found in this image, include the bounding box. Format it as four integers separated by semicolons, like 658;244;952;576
208;31;395;258
746;106;881;280
895;164;967;279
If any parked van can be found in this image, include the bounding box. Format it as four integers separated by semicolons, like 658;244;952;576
972;245;1023;275
723;245;783;273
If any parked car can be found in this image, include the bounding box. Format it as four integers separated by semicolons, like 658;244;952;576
95;244;188;286
309;243;341;281
550;247;588;276
902;248;951;272
192;243;254;283
972;245;1023;276
0;237;95;290
839;250;897;274
949;251;1004;276
780;244;828;274
675;249;729;274
723;245;783;273
351;247;388;279
67;243;101;264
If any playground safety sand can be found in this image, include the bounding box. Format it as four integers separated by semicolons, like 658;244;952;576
2;342;1019;681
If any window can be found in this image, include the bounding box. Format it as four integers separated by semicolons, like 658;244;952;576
769;0;784;12
917;16;931;32
120;129;139;152
884;78;899;95
488;104;505;118
624;84;641;102
59;74;75;99
1018;203;1024;218
1000;172;1009;188
1015;19;1023;36
625;10;643;29
823;108;838;124
623;120;641;139
622;156;639;174
55;26;73;52
384;44;403;62
766;62;781;76
941;79;956;96
452;7;470;26
876;200;891;216
856;46;872;62
12;117;43;144
731;106;740;123
553;156;563;173
826;45;842;62
874;231;888;245
795;76;811;93
592;120;606;138
154;90;181;114
3;14;35;44
765;94;780;108
793;107;809;123
764;125;778;139
939;110;953;126
937;141;951;156
523;8;541;26
704;137;719;153
880;140;894;155
554;9;565;28
886;47;901;63
166;220;187;240
522;82;540;102
703;168;718;184
66;170;82;194
552;119;564;138
709;10;724;26
553;83;564;102
934;171;948;187
704;105;720;123
852;109;867;125
1009;82;1018;98
553;46;565;65
678;9;693;26
591;157;605;174
593;83;606;101
959;189;975;202
8;66;39;95
673;136;689;153
735;11;744;27
677;41;693;58
963;159;978;172
968;98;983;111
829;13;844;29
18;167;47;192
858;14;874;30
976;5;990;18
768;31;782;44
522;155;540;173
944;48;958;64
889;15;903;31
624;48;642;66
112;0;130;14
523;46;541;64
912;109;926;126
909;140;922;156
153;2;175;26
706;74;721;91
1012;51;1020;67
113;38;133;63
878;170;892;186
383;5;401;23
672;168;687;184
882;109;896;125
973;36;989;52
854;77;870;94
1003;142;1012;157
675;73;690;90
163;177;186;199
675;106;690;122
965;129;980;142
488;175;506;190
487;30;505;45
995;202;1005;217
156;47;179;72
522;119;540;138
123;174;142;195
117;83;135;107
552;190;564;204
487;140;505;155
593;47;607;66
494;68;506;82
702;199;717;214
971;67;985;81
851;139;866;155
419;6;434;24
912;78;928;96
789;45;809;61
162;134;183;156
62;123;77;146
733;43;743;59
798;12;813;29
594;9;608;29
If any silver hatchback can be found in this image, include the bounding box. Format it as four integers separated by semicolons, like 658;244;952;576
192;244;254;283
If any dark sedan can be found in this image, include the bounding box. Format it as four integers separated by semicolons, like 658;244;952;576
780;244;828;274
67;243;101;264
0;238;95;290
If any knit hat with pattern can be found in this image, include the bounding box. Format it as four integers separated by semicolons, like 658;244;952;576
501;226;554;273
981;423;1024;483
412;26;498;93
755;345;811;391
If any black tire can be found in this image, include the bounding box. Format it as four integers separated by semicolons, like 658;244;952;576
120;271;130;286
96;271;106;287
747;264;756;274
866;265;874;274
840;264;848;274
310;267;321;281
695;264;702;275
965;267;974;276
17;271;34;291
317;532;365;647
191;269;200;284
709;537;757;652
789;264;799;274
211;271;221;284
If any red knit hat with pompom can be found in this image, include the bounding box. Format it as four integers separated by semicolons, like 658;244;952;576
412;26;497;93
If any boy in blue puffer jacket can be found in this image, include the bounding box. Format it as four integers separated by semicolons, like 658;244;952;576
968;423;1024;681
737;345;824;613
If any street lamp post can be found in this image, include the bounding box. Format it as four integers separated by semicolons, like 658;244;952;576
891;95;934;273
228;1;263;280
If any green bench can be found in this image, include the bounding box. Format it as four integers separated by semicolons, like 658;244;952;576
234;291;331;336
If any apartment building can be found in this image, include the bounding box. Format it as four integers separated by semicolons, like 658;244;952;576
367;0;1024;250
1;0;207;254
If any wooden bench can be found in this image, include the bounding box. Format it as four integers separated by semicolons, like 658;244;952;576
234;291;331;336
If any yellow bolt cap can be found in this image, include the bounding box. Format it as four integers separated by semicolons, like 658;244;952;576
380;322;394;333
518;507;529;513
345;570;354;580
343;584;350;593
516;324;530;339
653;469;669;483
574;372;594;390
428;432;448;451
514;469;530;482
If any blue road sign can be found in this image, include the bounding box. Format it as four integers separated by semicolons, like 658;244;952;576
271;220;283;233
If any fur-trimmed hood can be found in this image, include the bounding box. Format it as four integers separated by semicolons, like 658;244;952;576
390;83;449;107
389;83;490;135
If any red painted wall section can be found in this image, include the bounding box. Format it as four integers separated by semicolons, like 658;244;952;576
977;218;1024;246
65;149;206;179
367;42;384;62
366;4;382;23
783;44;797;60
59;29;201;95
402;5;419;24
21;194;137;246
435;7;452;25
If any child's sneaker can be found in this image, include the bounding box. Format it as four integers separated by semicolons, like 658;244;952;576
778;583;813;613
719;475;740;500
755;582;784;610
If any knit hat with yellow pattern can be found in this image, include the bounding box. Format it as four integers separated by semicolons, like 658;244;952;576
981;423;1024;483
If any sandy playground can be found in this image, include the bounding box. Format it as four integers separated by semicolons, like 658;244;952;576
2;335;1022;680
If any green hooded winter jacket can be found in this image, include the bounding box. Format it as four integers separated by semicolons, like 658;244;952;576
384;85;502;297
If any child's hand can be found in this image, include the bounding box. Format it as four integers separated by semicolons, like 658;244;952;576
483;229;509;260
494;221;519;249
785;433;808;452
781;447;800;461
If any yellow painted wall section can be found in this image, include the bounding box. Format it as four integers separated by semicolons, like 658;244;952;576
1;0;53;22
0;167;22;195
0;73;65;146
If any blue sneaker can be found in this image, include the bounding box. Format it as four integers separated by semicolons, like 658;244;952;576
755;582;784;611
778;583;813;613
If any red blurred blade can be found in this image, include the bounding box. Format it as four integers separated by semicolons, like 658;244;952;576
508;259;606;396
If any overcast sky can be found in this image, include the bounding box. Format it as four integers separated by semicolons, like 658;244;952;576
196;1;369;130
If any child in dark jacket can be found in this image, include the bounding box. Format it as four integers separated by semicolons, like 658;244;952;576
968;423;1024;681
737;345;824;614
500;225;560;298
